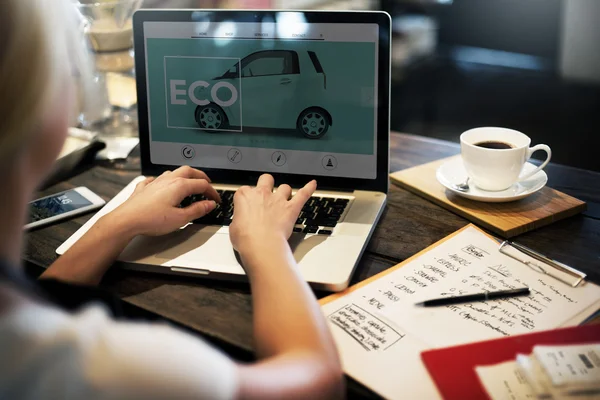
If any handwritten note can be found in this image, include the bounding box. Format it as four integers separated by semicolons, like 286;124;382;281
379;226;600;348
320;225;600;400
327;304;404;351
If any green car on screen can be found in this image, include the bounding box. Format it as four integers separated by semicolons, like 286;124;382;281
194;49;332;139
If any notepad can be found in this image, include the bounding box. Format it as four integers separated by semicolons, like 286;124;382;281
319;224;600;400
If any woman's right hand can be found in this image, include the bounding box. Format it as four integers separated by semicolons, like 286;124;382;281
111;166;221;237
229;174;316;256
229;175;343;399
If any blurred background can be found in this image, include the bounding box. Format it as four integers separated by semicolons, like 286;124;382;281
142;0;600;172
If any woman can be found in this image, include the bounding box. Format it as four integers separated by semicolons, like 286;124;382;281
0;1;343;399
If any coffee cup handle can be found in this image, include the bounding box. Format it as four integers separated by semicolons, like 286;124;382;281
518;144;552;181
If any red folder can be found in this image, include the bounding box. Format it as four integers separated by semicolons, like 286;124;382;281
421;324;600;400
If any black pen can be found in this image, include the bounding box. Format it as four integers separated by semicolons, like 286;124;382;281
415;287;530;307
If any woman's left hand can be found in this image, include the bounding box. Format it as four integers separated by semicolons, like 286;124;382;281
110;166;221;237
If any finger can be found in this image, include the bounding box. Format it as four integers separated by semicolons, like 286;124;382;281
289;180;317;213
176;178;221;203
181;200;217;221
171;165;212;182
256;174;274;191
276;184;292;200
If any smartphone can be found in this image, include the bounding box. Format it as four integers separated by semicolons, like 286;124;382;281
25;187;106;230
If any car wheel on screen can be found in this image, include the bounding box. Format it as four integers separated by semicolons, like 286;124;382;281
195;104;228;131
297;108;330;139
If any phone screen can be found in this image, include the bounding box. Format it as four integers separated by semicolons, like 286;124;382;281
28;190;92;223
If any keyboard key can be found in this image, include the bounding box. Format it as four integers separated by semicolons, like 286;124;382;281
318;229;332;235
325;208;340;217
293;227;303;233
304;226;319;234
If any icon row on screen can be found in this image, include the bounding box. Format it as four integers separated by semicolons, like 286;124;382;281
181;146;337;171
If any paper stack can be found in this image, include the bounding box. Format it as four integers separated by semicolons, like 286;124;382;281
477;343;600;400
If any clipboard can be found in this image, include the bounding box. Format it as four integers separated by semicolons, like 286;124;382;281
497;240;586;287
318;224;598;400
320;224;588;307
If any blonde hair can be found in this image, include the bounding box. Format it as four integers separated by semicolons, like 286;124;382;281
0;0;92;163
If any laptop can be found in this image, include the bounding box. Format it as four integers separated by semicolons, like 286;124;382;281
57;9;391;292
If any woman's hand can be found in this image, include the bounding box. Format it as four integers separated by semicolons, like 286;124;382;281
227;175;343;399
229;174;316;255
111;166;221;237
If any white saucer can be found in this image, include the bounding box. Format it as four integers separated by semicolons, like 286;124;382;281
436;157;548;203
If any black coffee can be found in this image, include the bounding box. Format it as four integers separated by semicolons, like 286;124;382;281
474;141;514;150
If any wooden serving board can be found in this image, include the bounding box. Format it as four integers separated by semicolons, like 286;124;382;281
390;155;587;238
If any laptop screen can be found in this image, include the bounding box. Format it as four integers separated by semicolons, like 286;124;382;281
142;19;379;179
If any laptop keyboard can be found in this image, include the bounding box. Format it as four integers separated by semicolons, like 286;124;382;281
180;189;350;235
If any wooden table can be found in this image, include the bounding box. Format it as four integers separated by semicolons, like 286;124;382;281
24;132;600;398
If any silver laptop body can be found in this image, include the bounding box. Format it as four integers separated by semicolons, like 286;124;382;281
58;9;391;292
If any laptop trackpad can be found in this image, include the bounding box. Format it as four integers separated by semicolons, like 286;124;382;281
119;224;222;262
119;225;330;267
289;233;328;262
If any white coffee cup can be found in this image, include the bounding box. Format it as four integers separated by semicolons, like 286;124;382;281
460;127;551;191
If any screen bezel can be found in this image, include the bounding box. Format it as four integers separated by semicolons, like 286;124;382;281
133;10;391;193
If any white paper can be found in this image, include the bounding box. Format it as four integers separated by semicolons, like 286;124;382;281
321;302;440;400
96;137;139;160
481;354;600;400
381;227;600;348
560;298;600;327
58;136;90;159
476;360;536;400
321;226;600;399
516;353;553;397
534;344;600;387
